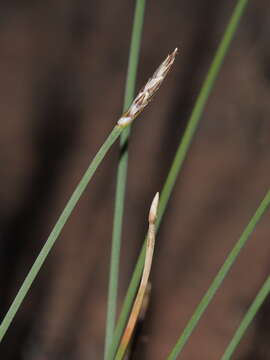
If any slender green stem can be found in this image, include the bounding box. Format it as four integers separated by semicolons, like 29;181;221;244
167;190;270;359
221;275;270;360
108;0;249;358
104;0;146;358
0;126;122;342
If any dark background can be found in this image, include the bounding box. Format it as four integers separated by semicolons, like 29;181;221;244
0;1;270;359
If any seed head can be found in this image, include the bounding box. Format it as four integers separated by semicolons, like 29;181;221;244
117;48;178;127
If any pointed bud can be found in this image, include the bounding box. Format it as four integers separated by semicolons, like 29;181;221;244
148;192;159;224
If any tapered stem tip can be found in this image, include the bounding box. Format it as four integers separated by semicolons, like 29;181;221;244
149;192;159;224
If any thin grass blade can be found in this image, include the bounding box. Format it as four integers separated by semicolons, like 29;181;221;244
221;275;270;360
105;1;146;357
0;125;122;342
167;190;270;359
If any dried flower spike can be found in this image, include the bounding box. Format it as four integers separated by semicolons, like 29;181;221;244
117;48;178;127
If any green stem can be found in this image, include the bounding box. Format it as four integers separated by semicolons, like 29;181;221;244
104;0;146;359
0;126;122;342
109;0;249;358
167;190;270;359
221;275;270;360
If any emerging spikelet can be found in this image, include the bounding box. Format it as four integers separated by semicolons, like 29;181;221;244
117;48;178;127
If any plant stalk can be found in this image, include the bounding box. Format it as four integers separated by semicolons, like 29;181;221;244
104;1;146;358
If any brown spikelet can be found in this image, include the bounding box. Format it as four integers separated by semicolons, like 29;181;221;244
117;48;178;127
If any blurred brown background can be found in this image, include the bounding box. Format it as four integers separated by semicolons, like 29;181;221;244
0;1;270;359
